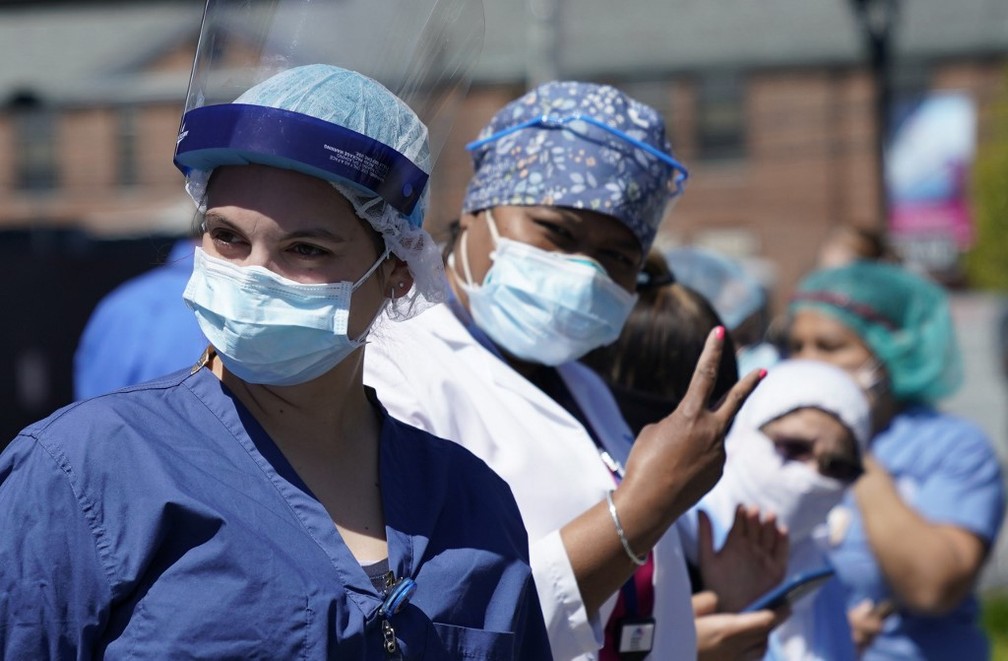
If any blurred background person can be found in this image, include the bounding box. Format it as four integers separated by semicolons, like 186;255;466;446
73;238;204;400
680;359;872;660
584;255;870;658
815;222;899;270
584;250;787;660
662;246;780;377
788;261;1006;659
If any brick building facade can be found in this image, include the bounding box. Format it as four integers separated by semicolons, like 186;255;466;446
1;0;1006;305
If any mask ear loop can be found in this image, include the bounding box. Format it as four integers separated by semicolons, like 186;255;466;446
483;207;503;244
351;246;393;290
354;298;390;344
349;245;394;344
449;208;501;288
457;228;477;286
855;356;888;395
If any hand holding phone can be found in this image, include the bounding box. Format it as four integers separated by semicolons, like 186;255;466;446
740;567;835;613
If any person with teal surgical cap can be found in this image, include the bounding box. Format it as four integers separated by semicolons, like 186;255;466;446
0;1;552;656
787;261;1006;660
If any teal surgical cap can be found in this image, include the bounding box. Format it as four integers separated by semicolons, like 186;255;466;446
790;261;963;404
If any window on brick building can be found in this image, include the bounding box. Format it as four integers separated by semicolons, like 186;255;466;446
118;106;138;187
697;72;746;162
9;92;57;191
887;61;931;141
621;80;673;124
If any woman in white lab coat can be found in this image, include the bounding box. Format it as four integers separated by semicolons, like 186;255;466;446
366;81;781;660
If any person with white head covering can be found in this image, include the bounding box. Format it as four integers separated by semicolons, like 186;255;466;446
0;1;552;656
678;359;872;660
366;80;780;660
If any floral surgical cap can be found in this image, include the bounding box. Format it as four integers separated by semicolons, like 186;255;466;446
462;81;683;253
790;261;963;404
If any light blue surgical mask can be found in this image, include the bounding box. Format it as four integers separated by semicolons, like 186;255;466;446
183;247;388;386
736;342;781;377
451;210;638;366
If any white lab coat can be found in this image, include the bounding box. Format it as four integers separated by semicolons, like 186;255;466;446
365;303;696;660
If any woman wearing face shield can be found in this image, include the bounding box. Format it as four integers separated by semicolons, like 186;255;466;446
786;261;1006;659
364;81;770;660
0;4;552;656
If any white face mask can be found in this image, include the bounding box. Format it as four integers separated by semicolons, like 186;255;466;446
451;209;638;366
723;430;846;542
183;247;387;386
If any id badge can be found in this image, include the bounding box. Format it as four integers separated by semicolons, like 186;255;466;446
617;616;655;661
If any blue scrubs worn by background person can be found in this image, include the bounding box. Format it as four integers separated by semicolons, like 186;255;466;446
0;1;551;658
366;80;780;660
74;239;205;400
789;261;1006;660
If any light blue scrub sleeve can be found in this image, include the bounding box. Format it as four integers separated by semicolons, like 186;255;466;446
910;419;1006;543
0;434;114;658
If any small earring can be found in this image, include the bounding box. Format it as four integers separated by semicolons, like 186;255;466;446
397;281;406;290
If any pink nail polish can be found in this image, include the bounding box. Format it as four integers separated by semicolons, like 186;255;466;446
715;326;725;340
758;368;768;379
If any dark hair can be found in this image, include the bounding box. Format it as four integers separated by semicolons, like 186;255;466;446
442;219;462;263
820;223;899;265
583;251;739;434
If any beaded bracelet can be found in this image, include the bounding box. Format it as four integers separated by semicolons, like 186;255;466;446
605;489;647;566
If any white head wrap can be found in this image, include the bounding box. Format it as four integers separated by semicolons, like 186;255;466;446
694;359;870;553
732;359;872;455
693;360;871;658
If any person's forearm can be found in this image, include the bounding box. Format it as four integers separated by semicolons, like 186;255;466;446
560;487;677;614
854;459;976;612
559;328;756;617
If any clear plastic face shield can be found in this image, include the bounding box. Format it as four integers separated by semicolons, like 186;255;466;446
174;0;484;222
172;0;484;318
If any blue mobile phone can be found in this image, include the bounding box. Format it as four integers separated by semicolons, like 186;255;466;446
741;567;835;613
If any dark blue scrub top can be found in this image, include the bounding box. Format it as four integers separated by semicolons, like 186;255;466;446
0;367;551;660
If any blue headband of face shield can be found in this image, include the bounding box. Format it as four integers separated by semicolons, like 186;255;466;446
176;103;428;221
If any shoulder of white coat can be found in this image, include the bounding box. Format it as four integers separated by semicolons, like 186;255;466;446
368;303;464;362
